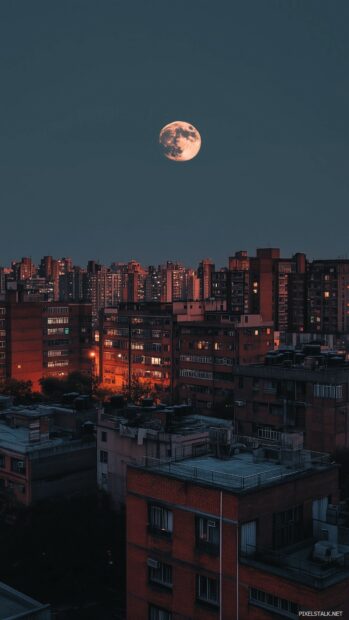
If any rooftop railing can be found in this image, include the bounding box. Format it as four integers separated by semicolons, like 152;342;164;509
133;448;330;490
241;542;349;588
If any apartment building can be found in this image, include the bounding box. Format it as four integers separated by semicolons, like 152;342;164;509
233;346;349;453
0;293;92;390
127;438;349;619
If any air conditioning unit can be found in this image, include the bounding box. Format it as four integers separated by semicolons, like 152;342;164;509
147;558;159;569
313;541;342;563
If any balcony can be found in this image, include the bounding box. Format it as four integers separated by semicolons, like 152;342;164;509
241;538;349;589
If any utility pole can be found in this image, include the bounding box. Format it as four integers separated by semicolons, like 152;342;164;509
128;316;132;401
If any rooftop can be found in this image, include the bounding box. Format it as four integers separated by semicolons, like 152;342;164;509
99;405;232;436
0;581;50;619
134;446;332;492
233;362;349;383
242;538;349;589
0;421;94;457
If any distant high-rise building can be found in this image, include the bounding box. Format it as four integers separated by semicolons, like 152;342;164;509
307;259;349;334
197;258;215;300
126;260;146;303
12;257;36;281
145;266;162;302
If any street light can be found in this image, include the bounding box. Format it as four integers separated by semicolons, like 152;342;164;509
89;351;96;387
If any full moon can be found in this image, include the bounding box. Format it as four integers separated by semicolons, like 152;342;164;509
159;121;201;162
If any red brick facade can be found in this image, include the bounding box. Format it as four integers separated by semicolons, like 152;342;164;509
0;296;92;390
233;365;349;453
127;463;348;619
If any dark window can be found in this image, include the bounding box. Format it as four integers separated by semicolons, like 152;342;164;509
250;587;299;618
196;516;219;551
11;458;26;475
0;454;4;468
149;605;172;620
101;431;107;442
148;561;172;588
100;450;108;464
196;574;219;606
273;505;303;549
148;504;173;535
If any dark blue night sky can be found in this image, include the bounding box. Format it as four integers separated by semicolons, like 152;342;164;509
1;0;349;266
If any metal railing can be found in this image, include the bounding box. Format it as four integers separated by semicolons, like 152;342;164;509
133;455;311;490
241;542;349;588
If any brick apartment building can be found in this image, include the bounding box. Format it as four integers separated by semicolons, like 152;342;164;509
127;439;349;619
232;346;349;454
97;301;229;401
97;303;274;408
212;249;349;336
0;293;93;390
212;249;307;332
98;303;176;399
307;260;349;334
176;314;274;411
0;399;96;506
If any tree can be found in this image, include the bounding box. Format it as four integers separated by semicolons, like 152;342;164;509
40;372;92;401
39;377;65;400
0;379;34;404
65;371;92;395
121;373;156;404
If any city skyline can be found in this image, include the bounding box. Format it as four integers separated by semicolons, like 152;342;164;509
4;244;349;270
1;1;349;265
2;3;349;619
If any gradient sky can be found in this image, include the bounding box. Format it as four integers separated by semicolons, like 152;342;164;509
1;0;349;268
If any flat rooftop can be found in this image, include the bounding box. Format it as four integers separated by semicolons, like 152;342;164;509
0;422;93;457
0;581;50;619
242;539;349;589
99;409;232;436
140;449;331;492
233;363;349;383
